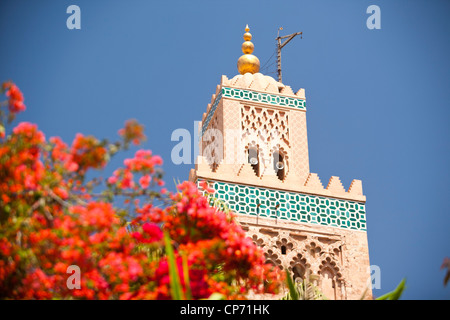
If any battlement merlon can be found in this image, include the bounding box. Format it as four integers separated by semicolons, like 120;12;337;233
190;165;366;203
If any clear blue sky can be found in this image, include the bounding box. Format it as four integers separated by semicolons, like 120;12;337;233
1;0;449;299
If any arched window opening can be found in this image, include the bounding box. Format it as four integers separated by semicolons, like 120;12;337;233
293;265;306;284
320;268;336;300
248;147;259;176
273;151;285;181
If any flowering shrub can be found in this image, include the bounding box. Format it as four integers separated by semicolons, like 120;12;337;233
0;81;283;299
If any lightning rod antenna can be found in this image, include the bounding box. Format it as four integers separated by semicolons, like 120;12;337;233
276;27;302;83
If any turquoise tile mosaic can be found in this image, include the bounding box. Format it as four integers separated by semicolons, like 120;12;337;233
201;90;223;137
222;87;306;110
200;87;306;137
199;180;367;232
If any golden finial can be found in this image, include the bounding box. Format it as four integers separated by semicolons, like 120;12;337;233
237;24;260;74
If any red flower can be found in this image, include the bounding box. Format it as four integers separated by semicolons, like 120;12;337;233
71;133;107;173
4;82;26;113
199;180;215;194
142;223;163;242
139;175;151;189
132;223;162;244
118;119;146;145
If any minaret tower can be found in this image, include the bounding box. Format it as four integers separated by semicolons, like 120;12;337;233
189;25;372;300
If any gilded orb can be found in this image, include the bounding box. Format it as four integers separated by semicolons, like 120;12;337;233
237;54;260;74
241;41;254;54
237;24;260;74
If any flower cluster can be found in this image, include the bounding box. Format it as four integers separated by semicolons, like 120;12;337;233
118;119;146;147
0;122;45;199
107;149;165;201
0;81;283;300
3;81;26;113
71;133;108;174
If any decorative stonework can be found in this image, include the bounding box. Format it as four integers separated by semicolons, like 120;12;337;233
241;105;291;180
242;220;353;299
241;105;289;144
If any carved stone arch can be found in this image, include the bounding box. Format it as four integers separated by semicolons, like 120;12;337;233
269;143;289;160
264;249;283;270
318;256;343;278
326;242;344;264
244;142;262;177
275;237;294;256
318;256;345;300
269;144;289;181
250;233;266;250
288;252;311;284
306;240;323;259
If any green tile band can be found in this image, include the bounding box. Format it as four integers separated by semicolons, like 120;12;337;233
198;180;366;232
201;90;223;137
222;87;306;110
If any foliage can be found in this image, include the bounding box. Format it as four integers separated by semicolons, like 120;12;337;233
0;81;283;299
283;269;326;300
283;268;406;300
375;279;406;300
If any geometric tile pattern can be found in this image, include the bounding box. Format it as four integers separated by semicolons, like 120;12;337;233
201;90;223;137
222;87;306;110
199;180;367;232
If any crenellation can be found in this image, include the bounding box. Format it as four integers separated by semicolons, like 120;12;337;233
304;172;325;190
348;179;363;196
220;75;229;86
279;85;294;95
296;88;306;99
326;176;346;194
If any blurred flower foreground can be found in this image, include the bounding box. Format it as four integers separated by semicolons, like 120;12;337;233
0;81;283;300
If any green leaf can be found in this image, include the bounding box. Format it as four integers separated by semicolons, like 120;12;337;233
285;269;299;300
206;293;226;300
163;231;184;300
181;253;193;300
376;279;406;300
